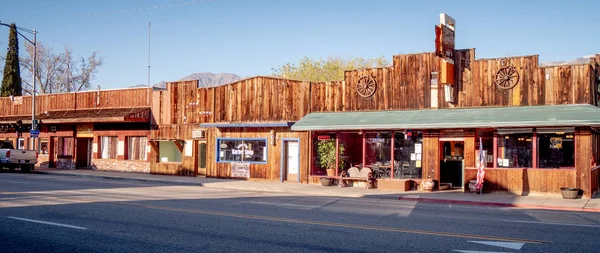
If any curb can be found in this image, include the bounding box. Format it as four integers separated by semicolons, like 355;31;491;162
398;196;600;213
30;170;600;212
33;170;202;186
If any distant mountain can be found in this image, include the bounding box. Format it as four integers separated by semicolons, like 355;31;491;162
180;72;241;88
131;72;241;89
540;55;596;67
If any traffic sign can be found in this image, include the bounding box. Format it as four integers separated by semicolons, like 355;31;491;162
30;129;40;138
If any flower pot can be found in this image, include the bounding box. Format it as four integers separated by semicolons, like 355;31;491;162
560;187;579;199
326;168;335;177
422;179;435;192
320;177;333;186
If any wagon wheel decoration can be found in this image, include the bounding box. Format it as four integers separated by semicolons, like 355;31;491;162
356;76;377;98
495;65;520;90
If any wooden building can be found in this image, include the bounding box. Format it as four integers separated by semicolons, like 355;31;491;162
0;87;154;173
150;50;600;199
2;47;598;199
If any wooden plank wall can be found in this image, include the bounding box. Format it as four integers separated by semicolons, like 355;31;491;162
575;128;592;198
206;127;310;183
422;131;440;183
310;53;439;112
309;49;595;112
464;168;576;195
449;50;594;108
214;77;311;122
0;88;152;116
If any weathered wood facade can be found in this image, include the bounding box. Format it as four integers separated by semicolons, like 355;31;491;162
150;78;310;182
149;50;600;198
0;88;154;173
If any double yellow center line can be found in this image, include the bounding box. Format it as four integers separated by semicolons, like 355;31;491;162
117;202;551;244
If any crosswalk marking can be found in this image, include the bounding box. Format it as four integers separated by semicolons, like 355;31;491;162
469;240;524;250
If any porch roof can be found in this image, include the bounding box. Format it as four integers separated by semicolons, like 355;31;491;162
199;121;295;128
0;107;150;124
291;104;600;131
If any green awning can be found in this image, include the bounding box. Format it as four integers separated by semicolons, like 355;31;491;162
291;104;600;131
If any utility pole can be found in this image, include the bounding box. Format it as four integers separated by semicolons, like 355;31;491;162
148;22;151;87
0;22;38;144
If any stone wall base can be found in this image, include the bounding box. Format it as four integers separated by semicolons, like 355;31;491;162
92;159;150;174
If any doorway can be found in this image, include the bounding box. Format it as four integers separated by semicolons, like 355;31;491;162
76;138;92;168
439;139;464;188
196;141;207;176
281;139;300;183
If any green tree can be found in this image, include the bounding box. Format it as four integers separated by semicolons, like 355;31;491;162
1;23;22;97
272;56;389;82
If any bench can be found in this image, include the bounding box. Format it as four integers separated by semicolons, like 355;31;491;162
340;167;375;188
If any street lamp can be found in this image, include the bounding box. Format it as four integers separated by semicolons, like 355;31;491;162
0;22;37;141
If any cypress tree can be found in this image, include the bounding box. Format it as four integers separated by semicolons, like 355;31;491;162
1;23;23;97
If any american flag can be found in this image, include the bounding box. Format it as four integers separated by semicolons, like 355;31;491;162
475;137;486;191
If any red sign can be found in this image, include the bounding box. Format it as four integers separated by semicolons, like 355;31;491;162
317;135;331;140
124;110;150;122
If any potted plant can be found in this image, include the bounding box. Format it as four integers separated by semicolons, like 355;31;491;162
316;140;345;177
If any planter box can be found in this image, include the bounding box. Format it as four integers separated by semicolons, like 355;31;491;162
560;187;579;199
320;177;334;186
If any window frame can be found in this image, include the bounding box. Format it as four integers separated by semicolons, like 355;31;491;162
158;140;183;163
536;132;575;169
127;136;148;161
216;138;268;164
496;133;534;168
100;136;118;159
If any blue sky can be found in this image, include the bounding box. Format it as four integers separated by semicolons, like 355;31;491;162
1;0;599;89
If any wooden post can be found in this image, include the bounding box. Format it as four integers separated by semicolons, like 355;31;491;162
335;133;339;177
390;132;395;179
362;132;366;168
493;133;498;169
532;132;537;168
308;131;313;176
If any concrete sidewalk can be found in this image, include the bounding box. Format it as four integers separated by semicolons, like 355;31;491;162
31;168;600;212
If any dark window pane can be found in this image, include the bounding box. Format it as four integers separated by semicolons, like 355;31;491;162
497;134;532;168
538;133;574;168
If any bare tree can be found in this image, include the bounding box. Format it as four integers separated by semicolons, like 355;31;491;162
19;42;103;94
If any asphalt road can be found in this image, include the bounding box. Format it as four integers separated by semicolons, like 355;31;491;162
1;172;599;253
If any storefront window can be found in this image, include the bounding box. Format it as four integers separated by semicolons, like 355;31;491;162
393;131;423;179
100;136;118;159
366;132;392;178
128;136;148;160
217;138;267;163
159;141;182;162
57;137;74;157
38;138;49;155
538;132;575;168
497;134;532;168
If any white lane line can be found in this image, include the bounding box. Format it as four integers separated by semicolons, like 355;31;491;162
7;216;88;230
0;179;28;184
501;219;600;228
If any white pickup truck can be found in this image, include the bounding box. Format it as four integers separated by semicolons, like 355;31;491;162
0;140;38;172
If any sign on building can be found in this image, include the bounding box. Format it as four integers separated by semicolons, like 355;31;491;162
231;162;250;178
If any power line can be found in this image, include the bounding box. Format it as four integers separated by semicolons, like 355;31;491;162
32;0;214;21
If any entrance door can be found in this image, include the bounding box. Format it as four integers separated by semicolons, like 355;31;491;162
283;140;300;182
76;138;92;168
197;141;207;176
439;140;464;188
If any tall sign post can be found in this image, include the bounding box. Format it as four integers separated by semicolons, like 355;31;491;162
435;13;456;103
